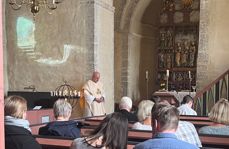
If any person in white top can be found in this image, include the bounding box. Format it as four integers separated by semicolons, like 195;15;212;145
178;95;197;116
83;71;106;116
132;100;154;130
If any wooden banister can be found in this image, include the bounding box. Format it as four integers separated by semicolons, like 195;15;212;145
195;69;229;98
194;69;229;116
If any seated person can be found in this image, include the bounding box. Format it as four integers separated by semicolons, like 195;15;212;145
178;95;197;115
132;100;154;130
5;96;41;149
134;103;197;149
118;96;138;122
199;98;229;135
71;112;128;149
39;99;80;138
176;121;202;147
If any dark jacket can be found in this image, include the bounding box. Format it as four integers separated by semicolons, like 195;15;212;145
38;120;80;138
118;109;138;122
5;125;41;149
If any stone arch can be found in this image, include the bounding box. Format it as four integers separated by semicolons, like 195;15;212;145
115;0;155;101
115;0;211;101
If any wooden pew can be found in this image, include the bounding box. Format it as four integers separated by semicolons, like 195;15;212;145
180;115;210;121
35;135;73;149
80;126;229;148
200;134;229;148
34;135;137;149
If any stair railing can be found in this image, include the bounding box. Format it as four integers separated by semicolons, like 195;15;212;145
193;69;229;116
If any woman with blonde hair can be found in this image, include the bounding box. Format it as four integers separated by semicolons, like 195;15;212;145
199;98;229;135
132;100;154;130
5;96;41;149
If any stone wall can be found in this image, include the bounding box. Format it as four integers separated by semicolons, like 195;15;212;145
4;0;114;117
197;0;229;89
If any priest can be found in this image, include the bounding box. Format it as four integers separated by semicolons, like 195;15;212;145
82;71;106;116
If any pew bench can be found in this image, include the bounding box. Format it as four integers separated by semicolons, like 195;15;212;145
34;135;137;149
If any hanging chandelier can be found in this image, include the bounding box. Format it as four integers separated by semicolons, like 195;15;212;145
9;0;64;17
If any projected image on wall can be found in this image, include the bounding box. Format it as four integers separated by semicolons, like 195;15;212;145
16;17;81;65
16;17;35;49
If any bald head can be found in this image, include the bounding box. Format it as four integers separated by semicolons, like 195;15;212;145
92;71;100;83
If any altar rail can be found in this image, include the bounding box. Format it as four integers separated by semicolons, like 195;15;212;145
194;69;229;116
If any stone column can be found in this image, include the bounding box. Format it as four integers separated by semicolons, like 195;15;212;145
80;0;115;113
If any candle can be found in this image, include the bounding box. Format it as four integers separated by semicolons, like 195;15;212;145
146;70;148;80
77;91;81;97
50;91;53;96
74;90;77;97
188;71;191;79
166;69;169;77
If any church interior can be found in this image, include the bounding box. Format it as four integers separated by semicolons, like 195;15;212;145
0;0;229;148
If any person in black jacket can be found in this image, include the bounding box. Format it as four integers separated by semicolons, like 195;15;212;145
118;96;138;122
4;96;41;149
39;99;81;138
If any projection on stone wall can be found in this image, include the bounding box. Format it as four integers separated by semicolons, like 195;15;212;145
16;17;35;49
16;17;74;65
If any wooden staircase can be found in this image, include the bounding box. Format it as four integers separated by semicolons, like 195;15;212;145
193;69;229;116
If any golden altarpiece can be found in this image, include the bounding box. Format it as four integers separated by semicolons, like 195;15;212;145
157;0;200;91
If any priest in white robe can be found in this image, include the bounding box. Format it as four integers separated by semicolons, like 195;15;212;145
82;71;106;116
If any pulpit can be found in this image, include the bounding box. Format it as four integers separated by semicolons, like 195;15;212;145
153;91;179;107
153;91;196;107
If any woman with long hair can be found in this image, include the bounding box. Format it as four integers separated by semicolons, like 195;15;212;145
71;112;128;149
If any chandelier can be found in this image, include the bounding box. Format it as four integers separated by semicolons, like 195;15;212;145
9;0;64;17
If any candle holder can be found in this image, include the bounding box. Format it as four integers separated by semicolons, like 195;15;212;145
50;81;80;108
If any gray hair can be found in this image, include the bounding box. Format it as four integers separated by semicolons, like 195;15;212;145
137;100;154;122
53;99;72;119
152;103;179;132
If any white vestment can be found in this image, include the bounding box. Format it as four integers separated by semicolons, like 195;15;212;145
83;80;106;116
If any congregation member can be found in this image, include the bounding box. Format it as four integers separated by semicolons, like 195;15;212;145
132;100;154;130
178;95;197;115
39;99;81;138
199;98;229;135
134;99;201;147
83;71;106;116
134;103;198;149
118;96;138;122
176;121;202;147
71;112;128;149
4;96;41;149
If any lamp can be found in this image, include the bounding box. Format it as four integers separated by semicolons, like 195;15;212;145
9;0;64;17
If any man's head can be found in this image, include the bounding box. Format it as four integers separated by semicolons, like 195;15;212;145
53;99;72;120
92;71;100;83
181;95;194;107
151;103;179;135
119;96;133;112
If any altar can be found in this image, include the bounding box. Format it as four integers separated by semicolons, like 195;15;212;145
153;91;196;107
